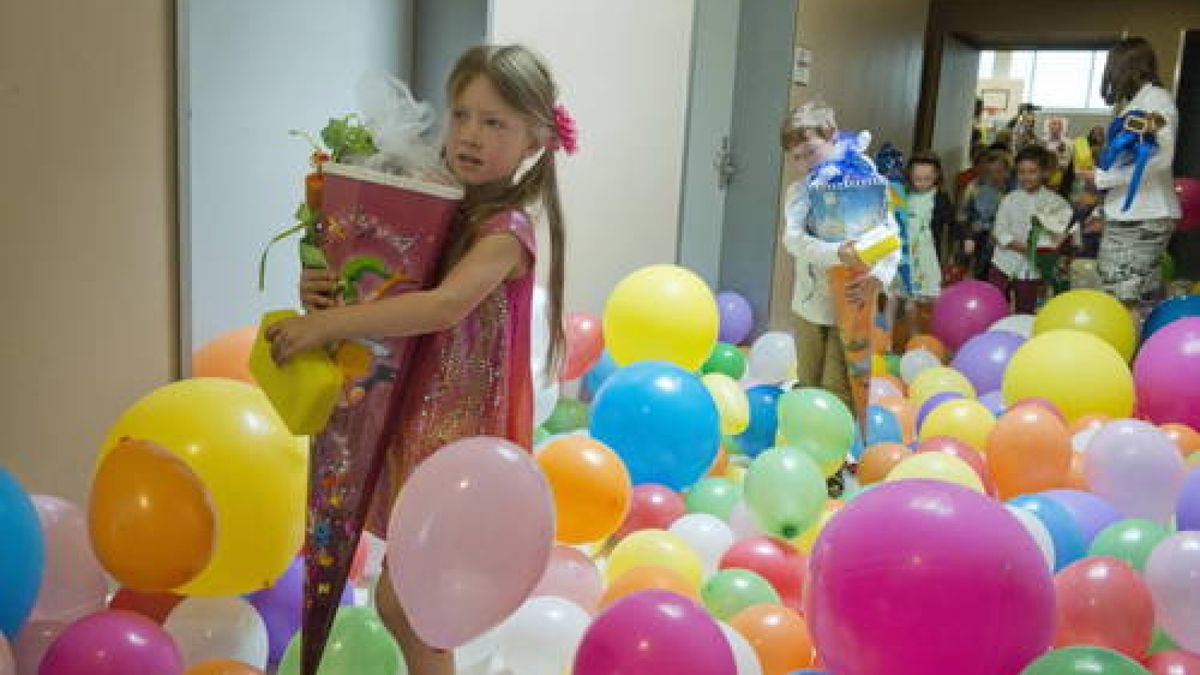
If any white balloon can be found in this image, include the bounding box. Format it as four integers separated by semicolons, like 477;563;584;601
899;348;940;384
163;596;268;669
719;621;764;675
534;378;560;428
988;314;1035;338
496;597;590;675
727;501;765;541
456;628;500;673
1005;505;1055;571
747;332;797;384
669;513;735;575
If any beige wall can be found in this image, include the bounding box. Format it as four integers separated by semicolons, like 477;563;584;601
770;0;932;328
0;1;175;503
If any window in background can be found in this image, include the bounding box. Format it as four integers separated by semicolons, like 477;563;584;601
978;48;1110;111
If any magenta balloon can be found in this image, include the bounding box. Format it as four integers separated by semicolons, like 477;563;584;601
386;436;554;650
950;330;1026;395
37;611;182;675
573;590;736;675
530;545;603;614
1134;318;1200;431
806;480;1054;675
932;280;1011;351
28;496;107;624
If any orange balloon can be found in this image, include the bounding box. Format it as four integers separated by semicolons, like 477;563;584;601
186;660;263;675
876;395;916;442
858;442;911;485
191;326;257;384
599;565;697;610
730;604;815;675
906;334;948;361
708;445;730;477
986;405;1072;499
1064;451;1089;490
1162;423;1200;457
536;436;632;545
1069;414;1110;437
89;438;217;591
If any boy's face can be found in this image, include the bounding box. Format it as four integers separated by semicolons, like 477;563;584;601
1016;159;1045;192
786;131;836;176
983;160;1009;187
909;163;938;193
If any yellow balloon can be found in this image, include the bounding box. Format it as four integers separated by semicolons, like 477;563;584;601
872;354;888;376
918;398;995;451
791;500;842;553
603;265;719;371
605;529;703;590
908;366;976;408
1033;289;1137;361
1002;329;1134;422
886;452;985;492
702;373;750;436
102;378;307;595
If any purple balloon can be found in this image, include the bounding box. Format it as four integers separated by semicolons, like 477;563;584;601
1042;489;1124;544
1178;468;1200;532
915;392;964;433
932;280;1010;351
573;590;736;675
979;390;1006;417
248;556;353;664
1134;318;1200;431
950;330;1025;395
716;291;753;345
806;480;1055;675
37;610;182;675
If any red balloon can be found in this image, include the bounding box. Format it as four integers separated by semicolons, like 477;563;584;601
1177;177;1200;232
612;484;685;542
719;536;806;611
1054;556;1154;659
1147;650;1200;675
560;313;604;382
916;436;996;496
107;588;184;624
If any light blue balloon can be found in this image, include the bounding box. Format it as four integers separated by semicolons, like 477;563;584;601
580;350;619;402
0;468;44;638
734;385;783;458
1008;494;1086;571
864;404;902;446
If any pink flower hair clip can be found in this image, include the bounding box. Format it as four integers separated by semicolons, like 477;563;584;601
550;104;578;155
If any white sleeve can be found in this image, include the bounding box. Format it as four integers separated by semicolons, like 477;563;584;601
993;195;1018;246
1095;89;1179;189
781;181;842;268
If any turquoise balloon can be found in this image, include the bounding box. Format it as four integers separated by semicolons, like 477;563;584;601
278;606;406;675
744;447;826;538
777;388;856;467
0;468;44;638
1021;646;1150;674
701;569;781;620
685;477;742;521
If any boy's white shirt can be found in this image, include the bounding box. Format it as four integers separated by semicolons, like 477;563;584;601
991;186;1073;279
1093;83;1181;222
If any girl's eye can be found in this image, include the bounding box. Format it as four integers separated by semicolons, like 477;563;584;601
451;109;468;121
486;117;505;129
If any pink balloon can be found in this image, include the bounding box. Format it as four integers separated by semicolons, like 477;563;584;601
612;484;686;541
869;377;903;401
29;496;107;623
13;620;65;675
1085;420;1187;523
561;313;605;382
0;635;13;675
806;480;1054;675
386;436;554;650
38;610;183;675
1053;557;1154;658
573;590;736;674
530;545;604;614
1147;650;1200;675
1135;318;1200;431
718;536;806;611
932;280;1010;351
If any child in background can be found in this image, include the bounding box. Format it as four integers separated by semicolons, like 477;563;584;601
893;151;956;336
958;149;1013;279
989;146;1073;313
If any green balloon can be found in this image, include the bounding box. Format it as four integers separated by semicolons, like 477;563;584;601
1020;646;1150;675
885;353;902;377
1088;519;1172;572
686;477;742;520
534;426;552;446
701;568;781;620
279;606;407;675
702;342;748;380
1149;625;1179;655
543;398;589;434
744;447;826;539
777;388;855;467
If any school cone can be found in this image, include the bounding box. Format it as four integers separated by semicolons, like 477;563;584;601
828;265;881;431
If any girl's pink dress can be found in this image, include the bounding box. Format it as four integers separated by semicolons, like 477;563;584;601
367;208;536;535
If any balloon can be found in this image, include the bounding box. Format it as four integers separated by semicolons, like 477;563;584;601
612;484;686;541
899;348;940;384
703;373;751;436
1072;414;1111;449
574;590;736;675
387;436;554;650
542;398;590;435
950;330;1025;394
744;447;826;539
702;570;780;621
729;604;815;674
777;388;855;471
277;606;404;675
807;481;1055;675
1005;504;1056;570
606;529;703;589
1043;489;1126;545
531;546;603;614
987;404;1072;499
734;385;783;458
886;451;984;492
746;332;797;384
108;588;184;624
599;566;698;610
604;265;719;370
191;326;257;383
1021;646;1152;674
1003;330;1135;422
717;291;754;345
590;361;720;489
13;620;64;675
1090;519;1172;572
1085;420;1187;522
537;436;631;545
915;436;994;494
496;597;589;675
913;391;964;433
1135;318;1200;430
1145;532;1200;653
790;500;843;554
246;556;352;665
727;501;766;540
1035;289;1137;361
89;438;217;592
101;379;306;596
185;661;264;675
1180;468;1200;531
916;399;995;451
534;377;560;428
719;537;806;611
453;629;499;675
579;350;618;403
858;443;910;485
864;405;903;445
931;279;1010;351
38;610;183;675
561;312;604;381
702;342;749;380
1163;424;1200;458
874;396;916;442
164;597;268;669
669;514;735;574
0;469;43;639
1054;557;1154;658
979;389;1006;416
717;622;763;675
1178;177;1200;231
1147;650;1200;675
1008;494;1088;571
989;313;1035;338
905;334;947;361
28;496;106;623
869;375;904;401
1143;295;1200;342
685;477;742;521
908;366;975;408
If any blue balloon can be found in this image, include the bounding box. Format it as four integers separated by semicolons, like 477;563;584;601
849;424;866;461
1142;294;1200;342
0;468;44;638
1008;494;1086;571
865;404;902;446
733;385;783;458
580;350;619;402
590;361;719;490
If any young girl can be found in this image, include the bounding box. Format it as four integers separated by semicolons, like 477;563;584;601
989;146;1072;313
958;149;1012;278
900;152;956;315
268;44;569;675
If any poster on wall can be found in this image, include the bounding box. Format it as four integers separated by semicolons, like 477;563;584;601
793;46;812;86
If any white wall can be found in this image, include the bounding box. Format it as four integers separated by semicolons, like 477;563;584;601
489;0;696;314
932;36;981;174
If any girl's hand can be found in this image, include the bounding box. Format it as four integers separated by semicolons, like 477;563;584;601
837;241;868;272
300;268;340;311
844;274;874;307
266;313;337;365
963;239;977;255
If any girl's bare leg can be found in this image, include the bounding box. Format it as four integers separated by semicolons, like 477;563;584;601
375;571;455;675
